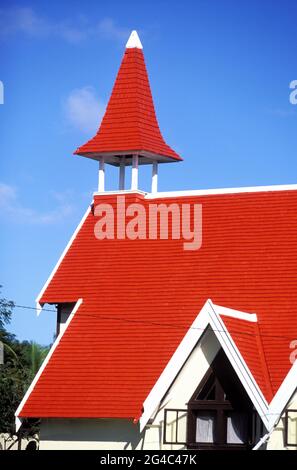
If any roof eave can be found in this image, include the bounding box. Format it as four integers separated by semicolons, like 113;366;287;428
73;149;183;165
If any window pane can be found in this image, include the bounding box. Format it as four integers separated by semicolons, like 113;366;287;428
164;410;177;443
177;411;187;443
227;412;248;444
196;412;215;443
196;375;216;400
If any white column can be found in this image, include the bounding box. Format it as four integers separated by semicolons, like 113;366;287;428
131;154;139;190
151;161;158;193
119;157;125;190
98;157;105;192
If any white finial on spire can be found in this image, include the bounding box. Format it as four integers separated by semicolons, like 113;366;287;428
126;30;143;49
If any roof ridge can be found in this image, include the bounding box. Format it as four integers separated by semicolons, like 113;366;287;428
146;184;297;199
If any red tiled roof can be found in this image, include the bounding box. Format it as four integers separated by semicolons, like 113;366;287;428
19;189;297;418
74;46;182;162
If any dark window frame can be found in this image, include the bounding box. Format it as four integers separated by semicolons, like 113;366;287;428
187;350;254;450
163;409;187;445
285;409;297;447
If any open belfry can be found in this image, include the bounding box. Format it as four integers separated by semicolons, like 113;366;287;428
75;30;182;194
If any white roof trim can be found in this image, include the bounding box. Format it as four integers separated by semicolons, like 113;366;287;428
213;304;257;322
36;206;91;315
268;359;297;428
90;184;297;200
93;189;146;197
139;300;269;432
15;298;83;430
145;183;297;199
126;30;143;49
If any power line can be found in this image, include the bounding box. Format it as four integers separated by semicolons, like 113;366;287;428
12;303;297;343
14;304;56;313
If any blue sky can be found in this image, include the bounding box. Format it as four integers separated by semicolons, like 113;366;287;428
0;0;296;344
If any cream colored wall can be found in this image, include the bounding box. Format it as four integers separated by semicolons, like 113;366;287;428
267;390;297;450
143;328;220;450
39;329;220;450
40;418;143;450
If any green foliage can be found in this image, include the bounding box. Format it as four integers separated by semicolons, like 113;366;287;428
0;287;50;435
0;285;14;330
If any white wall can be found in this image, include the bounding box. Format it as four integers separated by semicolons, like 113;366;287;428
267;390;297;450
40;418;143;450
144;328;220;450
39;329;220;450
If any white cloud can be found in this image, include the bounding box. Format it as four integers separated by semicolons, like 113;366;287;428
64;86;105;134
96;18;130;42
0;183;75;225
0;7;130;44
0;183;17;205
0;7;51;38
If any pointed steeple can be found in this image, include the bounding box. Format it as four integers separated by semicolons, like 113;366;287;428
74;30;182;192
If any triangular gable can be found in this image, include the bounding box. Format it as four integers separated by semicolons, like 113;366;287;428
139;300;270;431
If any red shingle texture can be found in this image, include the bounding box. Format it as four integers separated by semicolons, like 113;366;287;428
74;48;182;161
20;190;297;418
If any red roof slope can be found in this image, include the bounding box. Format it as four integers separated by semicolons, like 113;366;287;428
74;46;182;162
19;189;297;418
220;315;274;402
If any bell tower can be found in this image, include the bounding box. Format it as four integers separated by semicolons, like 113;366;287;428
74;31;182;193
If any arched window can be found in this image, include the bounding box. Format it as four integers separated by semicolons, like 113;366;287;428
187;349;256;450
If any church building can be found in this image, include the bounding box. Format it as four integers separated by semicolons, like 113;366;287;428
16;31;297;450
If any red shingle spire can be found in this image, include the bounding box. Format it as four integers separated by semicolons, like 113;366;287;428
74;31;182;165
